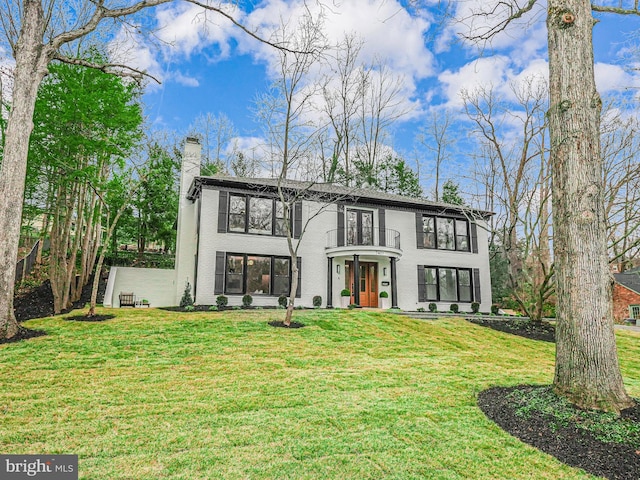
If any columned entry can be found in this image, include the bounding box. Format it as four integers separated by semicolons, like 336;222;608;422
345;260;378;307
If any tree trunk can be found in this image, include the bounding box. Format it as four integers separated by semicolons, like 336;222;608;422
284;254;298;327
0;1;50;339
547;0;633;413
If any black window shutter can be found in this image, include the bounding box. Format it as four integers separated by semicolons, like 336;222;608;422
378;208;386;247
415;212;424;249
293;201;303;239
337;205;345;247
470;222;478;253
417;265;426;302
473;268;481;303
218;191;228;233
296;256;302;298
215;251;225;294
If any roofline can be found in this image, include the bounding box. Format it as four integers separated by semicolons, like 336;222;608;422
187;176;494;218
615;278;640;296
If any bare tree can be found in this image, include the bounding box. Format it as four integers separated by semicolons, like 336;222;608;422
461;0;638;412
416;109;455;202
188;112;237;175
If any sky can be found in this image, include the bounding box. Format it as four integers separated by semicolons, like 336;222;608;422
108;0;640;189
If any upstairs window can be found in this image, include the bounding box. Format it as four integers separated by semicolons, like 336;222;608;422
229;195;246;232
248;198;273;235
422;215;470;252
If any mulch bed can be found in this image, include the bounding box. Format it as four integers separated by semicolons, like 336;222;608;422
479;385;640;480
466;317;556;342
0;326;47;345
64;314;115;322
268;320;305;329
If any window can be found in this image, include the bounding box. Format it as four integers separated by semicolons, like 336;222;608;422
226;255;244;294
229;196;246;232
423;217;436;248
425;267;438;301
437;218;455;250
227;195;291;236
422;266;474;303
347;209;373;246
455;220;470;251
249;198;273;235
422;215;470;252
273;258;290;295
225;253;291;296
275;202;288;237
439;268;457;301
246;256;271;294
630;305;640;319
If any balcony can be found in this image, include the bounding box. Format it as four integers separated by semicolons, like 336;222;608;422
325;228;402;258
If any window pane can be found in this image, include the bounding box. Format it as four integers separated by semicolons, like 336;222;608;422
362;212;373;245
226;255;244;294
273;258;290;295
249;198;273;235
437;218;455;250
456;220;469;251
275;202;288;236
423;217;436;248
246;256;271;294
425;267;437;301
458;269;472;302
439;268;457;302
347;211;357;245
229;196;246;232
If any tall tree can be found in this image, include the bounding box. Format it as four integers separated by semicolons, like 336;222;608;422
461;0;637;412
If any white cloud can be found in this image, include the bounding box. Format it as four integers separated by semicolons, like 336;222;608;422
595;62;639;93
172;71;200;87
438;56;511;107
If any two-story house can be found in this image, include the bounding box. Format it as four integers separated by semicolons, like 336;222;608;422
104;138;493;311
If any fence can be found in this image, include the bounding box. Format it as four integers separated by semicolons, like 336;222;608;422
15;239;49;284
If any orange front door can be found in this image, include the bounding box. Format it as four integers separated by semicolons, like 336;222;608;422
346;261;378;307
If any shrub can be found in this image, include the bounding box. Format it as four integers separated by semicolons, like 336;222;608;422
340;289;351;297
242;294;253;307
450;303;459;313
232;305;241;310
208;305;218;312
278;295;288;308
184;305;195;312
471;302;480;314
428;303;437;313
216;295;228;308
491;304;500;315
312;295;322;308
379;291;389;298
417;307;425;312
180;281;194;308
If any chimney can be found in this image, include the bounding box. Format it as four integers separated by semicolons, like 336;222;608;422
174;137;202;305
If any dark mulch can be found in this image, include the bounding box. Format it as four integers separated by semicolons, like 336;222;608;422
467;317;556;342
0;326;47;345
64;314;115;322
14;274;107;323
268;320;305;329
479;385;640;480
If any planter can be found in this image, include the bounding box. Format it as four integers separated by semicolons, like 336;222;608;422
340;296;350;308
379;297;391;309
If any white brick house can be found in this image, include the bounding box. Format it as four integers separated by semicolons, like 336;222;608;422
105;138;493;311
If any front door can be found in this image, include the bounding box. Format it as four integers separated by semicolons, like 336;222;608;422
345;261;378;307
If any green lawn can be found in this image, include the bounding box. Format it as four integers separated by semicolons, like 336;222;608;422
2;309;639;479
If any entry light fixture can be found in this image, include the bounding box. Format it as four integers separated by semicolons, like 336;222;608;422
336;265;341;274
383;267;387;276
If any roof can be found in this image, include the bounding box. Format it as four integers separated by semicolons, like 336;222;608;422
614;270;640;295
187;175;493;218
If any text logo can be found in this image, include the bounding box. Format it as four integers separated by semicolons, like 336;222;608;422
0;455;78;480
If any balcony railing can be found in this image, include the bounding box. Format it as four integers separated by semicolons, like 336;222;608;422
326;228;401;250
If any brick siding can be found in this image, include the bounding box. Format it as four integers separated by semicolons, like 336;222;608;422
613;283;640;321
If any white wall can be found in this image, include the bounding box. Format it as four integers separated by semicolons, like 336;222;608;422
194;188;492;311
104;267;177;307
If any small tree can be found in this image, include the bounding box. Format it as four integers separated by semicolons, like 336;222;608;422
180;281;194;308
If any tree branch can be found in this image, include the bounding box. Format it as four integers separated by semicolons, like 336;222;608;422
53;53;161;83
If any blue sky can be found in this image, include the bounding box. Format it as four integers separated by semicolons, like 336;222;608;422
110;0;640;187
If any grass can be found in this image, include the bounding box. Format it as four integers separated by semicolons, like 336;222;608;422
2;309;639;479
